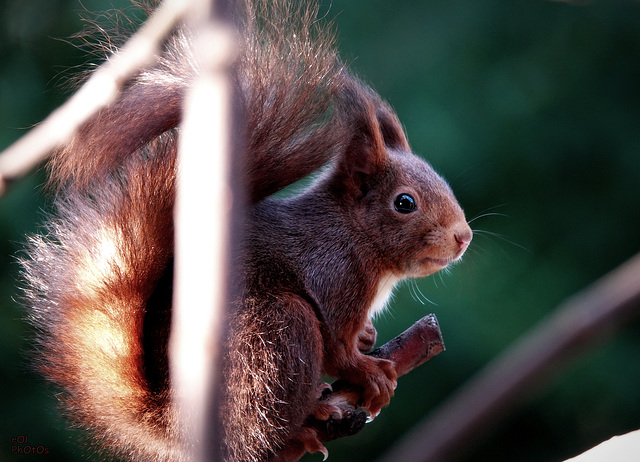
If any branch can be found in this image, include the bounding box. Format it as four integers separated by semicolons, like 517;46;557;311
379;252;640;462
0;0;190;196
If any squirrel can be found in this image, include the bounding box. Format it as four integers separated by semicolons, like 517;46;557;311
21;0;473;461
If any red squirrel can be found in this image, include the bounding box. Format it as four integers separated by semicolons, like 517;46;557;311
22;0;472;460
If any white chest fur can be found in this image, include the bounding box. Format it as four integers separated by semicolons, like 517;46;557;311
368;274;401;320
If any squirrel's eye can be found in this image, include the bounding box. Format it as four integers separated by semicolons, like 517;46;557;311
394;193;417;214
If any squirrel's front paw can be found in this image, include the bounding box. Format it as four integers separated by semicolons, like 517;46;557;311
350;355;397;418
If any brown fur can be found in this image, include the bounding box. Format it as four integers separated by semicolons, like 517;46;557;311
22;1;472;461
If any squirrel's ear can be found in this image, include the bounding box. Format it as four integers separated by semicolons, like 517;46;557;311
376;104;410;151
335;86;388;197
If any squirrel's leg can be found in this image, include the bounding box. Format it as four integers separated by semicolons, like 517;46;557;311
308;317;381;419
325;319;398;418
223;294;325;461
306;317;379;422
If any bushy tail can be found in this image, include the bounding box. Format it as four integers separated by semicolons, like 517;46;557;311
23;136;185;460
50;0;348;202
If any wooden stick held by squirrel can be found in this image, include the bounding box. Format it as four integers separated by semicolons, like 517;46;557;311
21;1;472;460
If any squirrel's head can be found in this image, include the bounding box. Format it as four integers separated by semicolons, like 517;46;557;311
329;78;472;279
371;149;472;278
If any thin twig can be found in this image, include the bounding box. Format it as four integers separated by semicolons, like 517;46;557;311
0;0;190;196
379;252;640;462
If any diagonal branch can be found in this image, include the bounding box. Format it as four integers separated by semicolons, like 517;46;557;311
0;0;190;196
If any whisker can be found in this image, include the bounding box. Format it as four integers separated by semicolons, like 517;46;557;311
408;280;425;306
463;244;489;262
412;280;438;307
431;273;440;289
467;212;509;225
472;229;531;253
472;203;511;214
437;270;448;287
467;204;511;223
448;163;481;188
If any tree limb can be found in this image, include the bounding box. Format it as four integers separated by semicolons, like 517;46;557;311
0;0;190;196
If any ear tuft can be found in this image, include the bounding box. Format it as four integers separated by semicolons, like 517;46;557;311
376;105;410;151
334;76;399;197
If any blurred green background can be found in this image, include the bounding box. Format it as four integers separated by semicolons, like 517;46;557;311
1;0;639;461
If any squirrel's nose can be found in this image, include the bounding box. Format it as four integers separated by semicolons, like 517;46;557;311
454;224;473;250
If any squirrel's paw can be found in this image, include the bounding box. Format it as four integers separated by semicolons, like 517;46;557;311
357;320;377;353
274;428;328;462
316;382;333;398
311;382;342;419
299;428;329;461
353;355;397;418
311;401;343;421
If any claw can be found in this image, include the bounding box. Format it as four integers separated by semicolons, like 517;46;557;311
312;402;343;420
365;409;380;423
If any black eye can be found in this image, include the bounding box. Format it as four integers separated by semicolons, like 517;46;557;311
394;193;417;213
